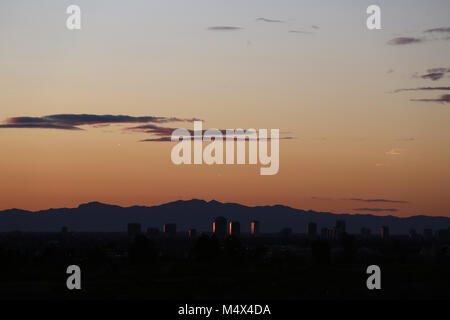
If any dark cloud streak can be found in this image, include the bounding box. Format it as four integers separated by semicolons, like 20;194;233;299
0;114;199;131
353;208;399;212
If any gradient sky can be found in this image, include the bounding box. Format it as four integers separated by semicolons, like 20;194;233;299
1;0;450;216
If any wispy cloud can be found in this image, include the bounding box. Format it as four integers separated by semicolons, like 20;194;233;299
385;148;402;155
375;163;391;167
346;198;408;204
127;125;293;142
424;27;450;33
388;37;423;45
0;114;199;131
388;27;450;45
256;17;284;23
413;68;450;81
289;30;313;34
410;94;450;104
207;26;242;31
311;196;407;204
353;208;399;212
394;86;450;93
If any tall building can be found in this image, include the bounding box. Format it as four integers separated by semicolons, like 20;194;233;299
423;228;433;240
229;221;240;236
361;227;371;238
250;220;260;236
128;223;141;237
306;222;317;237
163;223;177;235
280;227;293;237
320;227;328;239
147;227;159;237
380;226;390;240
187;229;197;238
336;220;346;232
409;229;418;240
213;216;227;239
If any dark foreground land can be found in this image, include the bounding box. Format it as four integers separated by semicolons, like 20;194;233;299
0;232;449;300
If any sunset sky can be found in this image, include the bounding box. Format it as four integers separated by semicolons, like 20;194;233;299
1;0;449;216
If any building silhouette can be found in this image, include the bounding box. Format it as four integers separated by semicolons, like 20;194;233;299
335;220;346;239
128;223;141;237
320;227;328;239
163;223;177;235
147;227;159;237
280;227;292;237
361;227;371;238
187;229;197;238
380;226;390;240
423;228;433;240
306;222;317;237
229;221;240;236
213;216;227;239
250;220;260;236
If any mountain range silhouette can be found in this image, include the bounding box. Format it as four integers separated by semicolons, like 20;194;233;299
0;199;449;234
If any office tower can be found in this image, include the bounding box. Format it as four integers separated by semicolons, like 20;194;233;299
147;227;159;237
250;220;260;236
306;222;317;238
163;223;177;235
128;223;141;237
229;221;241;236
213;216;227;239
409;229;418;239
188;229;197;238
361;227;371;238
280;227;293;237
423;228;433;240
380;226;390;240
336;220;346;232
321;227;328;239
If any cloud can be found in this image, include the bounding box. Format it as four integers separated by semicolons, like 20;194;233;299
389;27;450;45
127;125;293;142
375;163;391;167
388;37;424;45
256;17;284;23
424;27;450;33
0;114;199;131
346;198;408;204
385;148;402;155
353;208;399;212
394;86;450;93
311;196;407;203
414;68;450;81
207;26;242;31
289;30;313;34
410;94;450;103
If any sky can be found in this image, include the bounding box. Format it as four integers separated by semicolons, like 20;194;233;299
0;0;449;217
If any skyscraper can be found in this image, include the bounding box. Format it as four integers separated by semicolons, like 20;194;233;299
128;223;141;238
229;221;241;236
163;223;177;235
213;216;227;239
306;222;317;237
250;220;260;236
380;226;390;240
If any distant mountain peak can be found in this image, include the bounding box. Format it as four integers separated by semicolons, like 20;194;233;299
78;201;120;209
